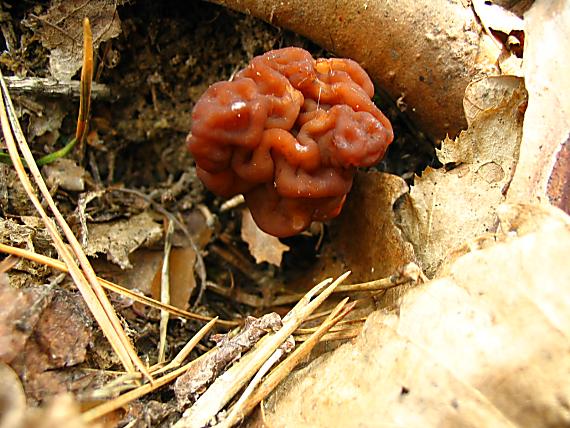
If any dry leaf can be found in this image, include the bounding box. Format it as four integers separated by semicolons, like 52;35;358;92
32;292;92;368
291;172;416;309
507;0;570;213
471;0;524;77
472;0;524;35
30;0;122;80
241;208;289;267
332;172;415;279
179;209;213;250
2;289;93;403
264;203;570;428
119;400;176;428
0;218;53;276
0;363;93;428
291;172;416;310
496;202;570;236
91;249;163;296
0;284;46;364
397;76;526;277
27;100;66;143
84;211;163;269
151;247;197;310
42;158;86;192
92;248;197;311
463;76;524;127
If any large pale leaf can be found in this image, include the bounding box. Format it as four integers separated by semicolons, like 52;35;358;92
398;77;526;276
264;203;570;428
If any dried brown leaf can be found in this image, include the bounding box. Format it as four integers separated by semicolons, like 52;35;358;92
241;208;289;267
471;0;524;77
472;0;524;35
27;99;66;143
0;218;53;276
42;158;86;192
0;284;46;364
151;247;197;310
398;76;526;277
300;171;415;310
31;0;122;80
0;363;26;428
23;394;98;428
8;291;93;402
83;211;163;269
92;249;162;296
463;76;524;127
33;291;92;367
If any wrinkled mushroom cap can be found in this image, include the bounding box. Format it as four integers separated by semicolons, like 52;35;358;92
188;47;393;237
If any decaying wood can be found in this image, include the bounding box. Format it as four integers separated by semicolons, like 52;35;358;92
5;76;112;100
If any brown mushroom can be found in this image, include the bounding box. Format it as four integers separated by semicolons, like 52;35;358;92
188;47;394;237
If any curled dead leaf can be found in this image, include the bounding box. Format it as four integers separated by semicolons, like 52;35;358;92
241;208;290;267
83;211;163;269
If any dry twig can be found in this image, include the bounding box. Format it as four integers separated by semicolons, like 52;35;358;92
216;298;356;428
158;219;175;363
89;317;219;401
5;76;111;99
207;262;423;308
174;313;283;410
174;272;350;428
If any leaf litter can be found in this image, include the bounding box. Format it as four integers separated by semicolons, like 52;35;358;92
263;203;570;428
82;211;163;270
0;0;569;427
26;0;122;80
398;76;526;277
240;208;290;267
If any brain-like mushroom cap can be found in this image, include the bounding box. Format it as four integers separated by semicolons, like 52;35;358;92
188;47;394;237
